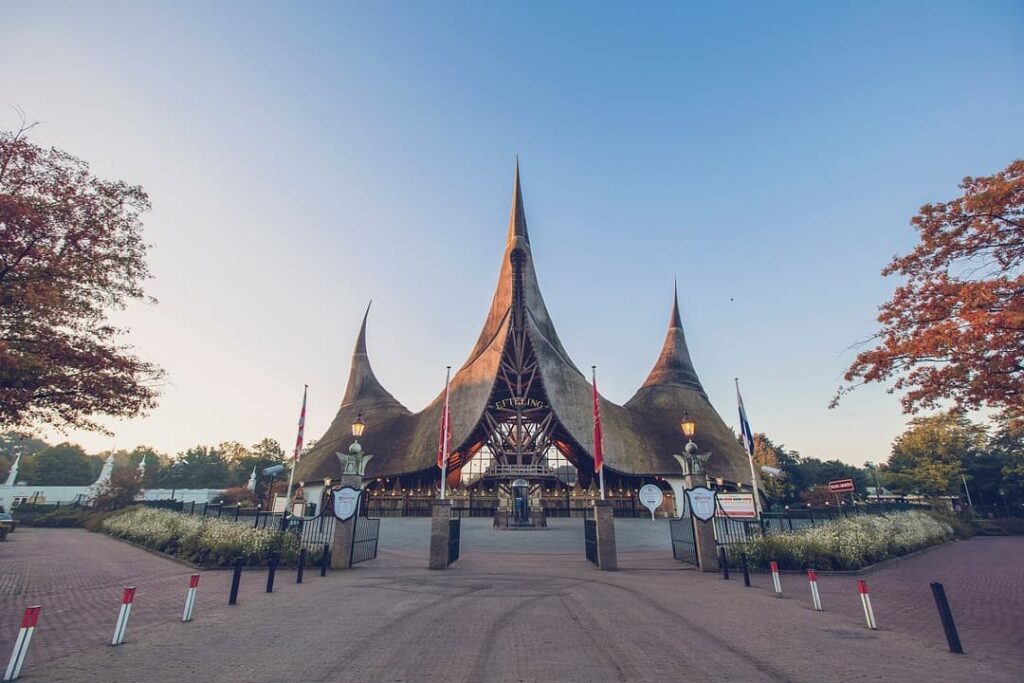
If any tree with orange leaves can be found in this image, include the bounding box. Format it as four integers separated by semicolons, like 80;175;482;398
0;118;163;432
835;159;1024;413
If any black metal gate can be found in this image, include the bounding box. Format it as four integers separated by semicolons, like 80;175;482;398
349;515;380;565
583;518;598;565
448;517;460;565
670;499;698;566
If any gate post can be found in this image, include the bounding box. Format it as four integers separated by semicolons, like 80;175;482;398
429;499;453;570
694;517;720;572
329;474;364;570
592;499;618;571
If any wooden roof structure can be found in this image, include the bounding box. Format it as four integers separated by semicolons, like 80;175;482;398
293;164;756;489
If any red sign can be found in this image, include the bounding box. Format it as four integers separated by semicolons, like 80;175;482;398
828;479;855;493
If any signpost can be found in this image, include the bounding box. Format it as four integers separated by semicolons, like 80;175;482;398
715;493;757;519
332;487;361;521
685;487;716;522
638;484;664;520
828;479;855;493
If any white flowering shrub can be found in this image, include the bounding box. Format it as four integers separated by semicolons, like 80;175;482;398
101;507;300;567
736;511;954;570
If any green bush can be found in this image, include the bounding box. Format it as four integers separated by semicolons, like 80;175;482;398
30;507;94;527
926;510;974;539
100;506;300;567
734;510;954;571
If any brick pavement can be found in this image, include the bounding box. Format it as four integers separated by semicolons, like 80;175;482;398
4;525;1022;682
742;536;1024;669
0;528;309;667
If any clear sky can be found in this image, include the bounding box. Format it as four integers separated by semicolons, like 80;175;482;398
4;1;1023;464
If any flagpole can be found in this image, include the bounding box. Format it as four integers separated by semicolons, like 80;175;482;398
439;366;451;501
592;366;605;501
284;384;308;516
736;378;762;516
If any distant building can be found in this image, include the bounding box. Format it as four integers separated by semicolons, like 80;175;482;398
0;452;221;510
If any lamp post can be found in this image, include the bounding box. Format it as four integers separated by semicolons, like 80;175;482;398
864;461;882;504
676;412;711;483
671;412;718;572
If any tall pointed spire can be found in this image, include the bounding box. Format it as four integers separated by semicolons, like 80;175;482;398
637;284;706;396
670;278;682;329
354;300;372;355
341;302;405;409
3;453;20;487
508;156;529;245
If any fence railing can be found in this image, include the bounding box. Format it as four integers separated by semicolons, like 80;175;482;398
714;501;934;548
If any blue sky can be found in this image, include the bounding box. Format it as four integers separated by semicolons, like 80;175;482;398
5;1;1023;464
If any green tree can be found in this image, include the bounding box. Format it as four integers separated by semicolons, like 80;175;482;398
0;431;49;480
154;446;230;489
886;411;987;496
988;410;1024;509
229;438;286;491
27;443;95;485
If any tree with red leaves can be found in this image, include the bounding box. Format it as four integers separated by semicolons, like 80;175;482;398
0;118;163;432
835;159;1024;413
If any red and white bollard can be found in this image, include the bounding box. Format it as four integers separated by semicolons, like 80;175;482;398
769;561;782;597
3;606;41;682
857;579;877;629
182;574;199;622
111;587;136;646
807;570;823;611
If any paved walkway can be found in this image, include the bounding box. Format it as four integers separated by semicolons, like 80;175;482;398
0;529;305;666
2;524;1016;682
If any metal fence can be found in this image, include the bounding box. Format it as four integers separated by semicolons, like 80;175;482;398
583;518;598;565
448;518;461;565
713;501;935;548
669;517;698;566
350;515;381;565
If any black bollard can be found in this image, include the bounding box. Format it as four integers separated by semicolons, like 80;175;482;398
296;548;307;584
930;582;964;654
228;557;244;605
719;547;730;580
320;543;330;577
741;552;750;587
266;552;279;593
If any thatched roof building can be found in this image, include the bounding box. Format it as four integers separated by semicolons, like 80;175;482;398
293;164;755;491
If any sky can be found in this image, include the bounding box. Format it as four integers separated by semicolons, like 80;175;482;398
4;1;1023;465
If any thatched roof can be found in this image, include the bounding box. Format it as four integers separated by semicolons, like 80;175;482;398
293;164;756;488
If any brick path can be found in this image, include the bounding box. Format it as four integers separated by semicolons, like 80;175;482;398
3;525;1022;682
0;528;308;667
744;536;1024;669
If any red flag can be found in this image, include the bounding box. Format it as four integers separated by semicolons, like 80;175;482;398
591;367;604;473
437;370;451;470
293;385;308;462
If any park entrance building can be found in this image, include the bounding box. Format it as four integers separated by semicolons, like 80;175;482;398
293;164;758;520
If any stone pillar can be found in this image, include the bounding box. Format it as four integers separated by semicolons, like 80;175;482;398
682;472;719;573
592;499;618;571
693;518;719;572
429;499;453;570
330;474;364;570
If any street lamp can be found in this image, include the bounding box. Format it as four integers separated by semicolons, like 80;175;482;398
675;412;711;478
336;413;373;477
352;413;365;439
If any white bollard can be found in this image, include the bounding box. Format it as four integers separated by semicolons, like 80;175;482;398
770;561;782;597
857;579;877;629
111;587;137;646
182;574;200;622
807;569;823;611
3;606;41;682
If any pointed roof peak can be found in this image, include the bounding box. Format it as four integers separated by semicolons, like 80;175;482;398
354;300;372;355
670;279;682;329
507;158;529;245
